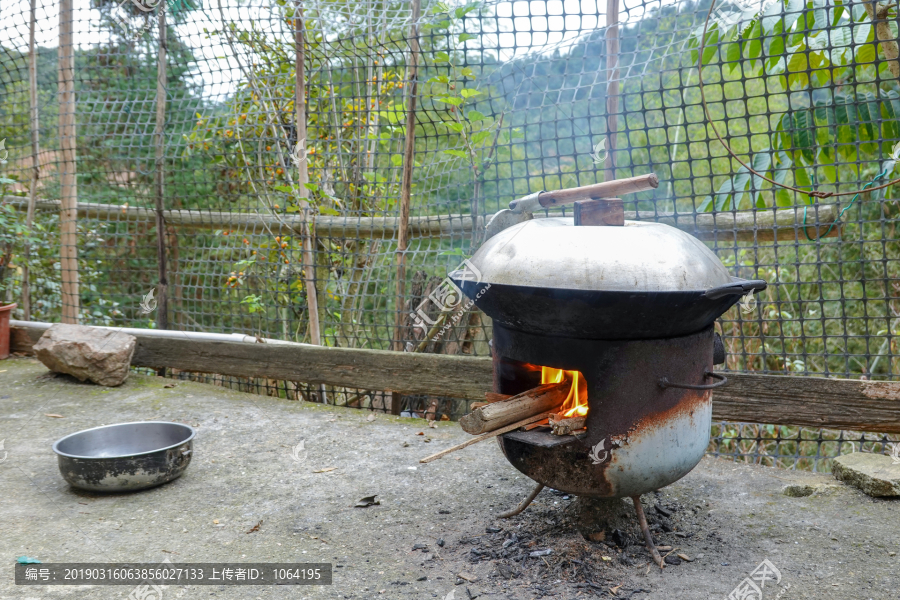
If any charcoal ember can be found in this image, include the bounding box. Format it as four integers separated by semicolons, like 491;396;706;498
660;520;674;533
611;529;628;547
469;547;492;562
655;504;673;518
496;563;518;579
664;555;683;565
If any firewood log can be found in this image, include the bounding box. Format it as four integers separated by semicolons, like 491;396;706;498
470;392;513;410
550;415;586;435
459;381;570;435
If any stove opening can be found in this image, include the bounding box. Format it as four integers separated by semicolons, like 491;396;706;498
540;367;588;418
493;354;589;434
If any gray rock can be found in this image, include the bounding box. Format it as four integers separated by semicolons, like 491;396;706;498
832;452;900;497
782;484;815;497
33;324;136;386
781;483;840;497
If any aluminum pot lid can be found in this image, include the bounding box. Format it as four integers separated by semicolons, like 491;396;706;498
466;217;733;292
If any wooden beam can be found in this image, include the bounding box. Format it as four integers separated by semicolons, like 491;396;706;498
58;0;79;323
648;204;841;242
393;0;422;356
2;198;482;239
3;197;838;242
573;198;624;227
714;372;900;433
22;0;40;321
9;321;493;400
153;6;169;334
604;0;620;182
10;321;900;431
294;1;322;348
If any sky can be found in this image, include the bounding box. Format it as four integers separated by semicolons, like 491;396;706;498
0;0;676;98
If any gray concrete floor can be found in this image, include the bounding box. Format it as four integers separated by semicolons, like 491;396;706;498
1;357;898;600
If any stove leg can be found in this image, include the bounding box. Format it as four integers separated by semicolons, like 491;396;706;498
498;483;545;518
631;495;665;570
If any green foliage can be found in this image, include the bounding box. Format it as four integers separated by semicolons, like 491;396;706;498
690;0;900;211
423;2;502;177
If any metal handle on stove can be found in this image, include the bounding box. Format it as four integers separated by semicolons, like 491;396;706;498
658;370;727;390
703;278;768;300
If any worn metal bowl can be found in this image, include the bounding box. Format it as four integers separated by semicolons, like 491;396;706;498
52;421;194;492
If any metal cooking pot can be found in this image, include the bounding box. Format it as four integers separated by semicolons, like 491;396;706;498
453;217;766;339
53;421;194;492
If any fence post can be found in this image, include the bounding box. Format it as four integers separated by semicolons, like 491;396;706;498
391;0;422;415
23;0;40;321
154;5;169;333
295;1;322;348
58;0;79;323
604;0;619;182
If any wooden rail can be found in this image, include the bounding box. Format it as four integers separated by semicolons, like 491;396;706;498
10;321;899;432
3;196;839;242
2;197;482;239
9;322;492;401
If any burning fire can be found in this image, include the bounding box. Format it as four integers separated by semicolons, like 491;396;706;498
541;367;588;418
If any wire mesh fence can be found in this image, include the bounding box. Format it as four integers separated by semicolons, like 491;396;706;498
1;0;899;469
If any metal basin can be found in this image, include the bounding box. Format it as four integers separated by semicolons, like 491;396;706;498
52;421;194;492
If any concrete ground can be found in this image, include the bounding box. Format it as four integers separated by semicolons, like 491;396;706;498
0;357;898;600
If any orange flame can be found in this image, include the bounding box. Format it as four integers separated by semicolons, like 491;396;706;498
541;366;588;418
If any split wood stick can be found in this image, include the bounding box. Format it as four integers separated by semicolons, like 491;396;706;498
551;416;587;436
459;381;570;435
419;412;553;463
523;418;550;431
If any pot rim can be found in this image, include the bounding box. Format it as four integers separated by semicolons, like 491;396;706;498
0;303;18;313
52;420;195;460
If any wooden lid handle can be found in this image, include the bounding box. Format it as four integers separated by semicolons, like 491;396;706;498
508;173;658;212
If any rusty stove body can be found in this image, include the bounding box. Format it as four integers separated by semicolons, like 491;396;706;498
492;323;718;499
455;195;765;501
